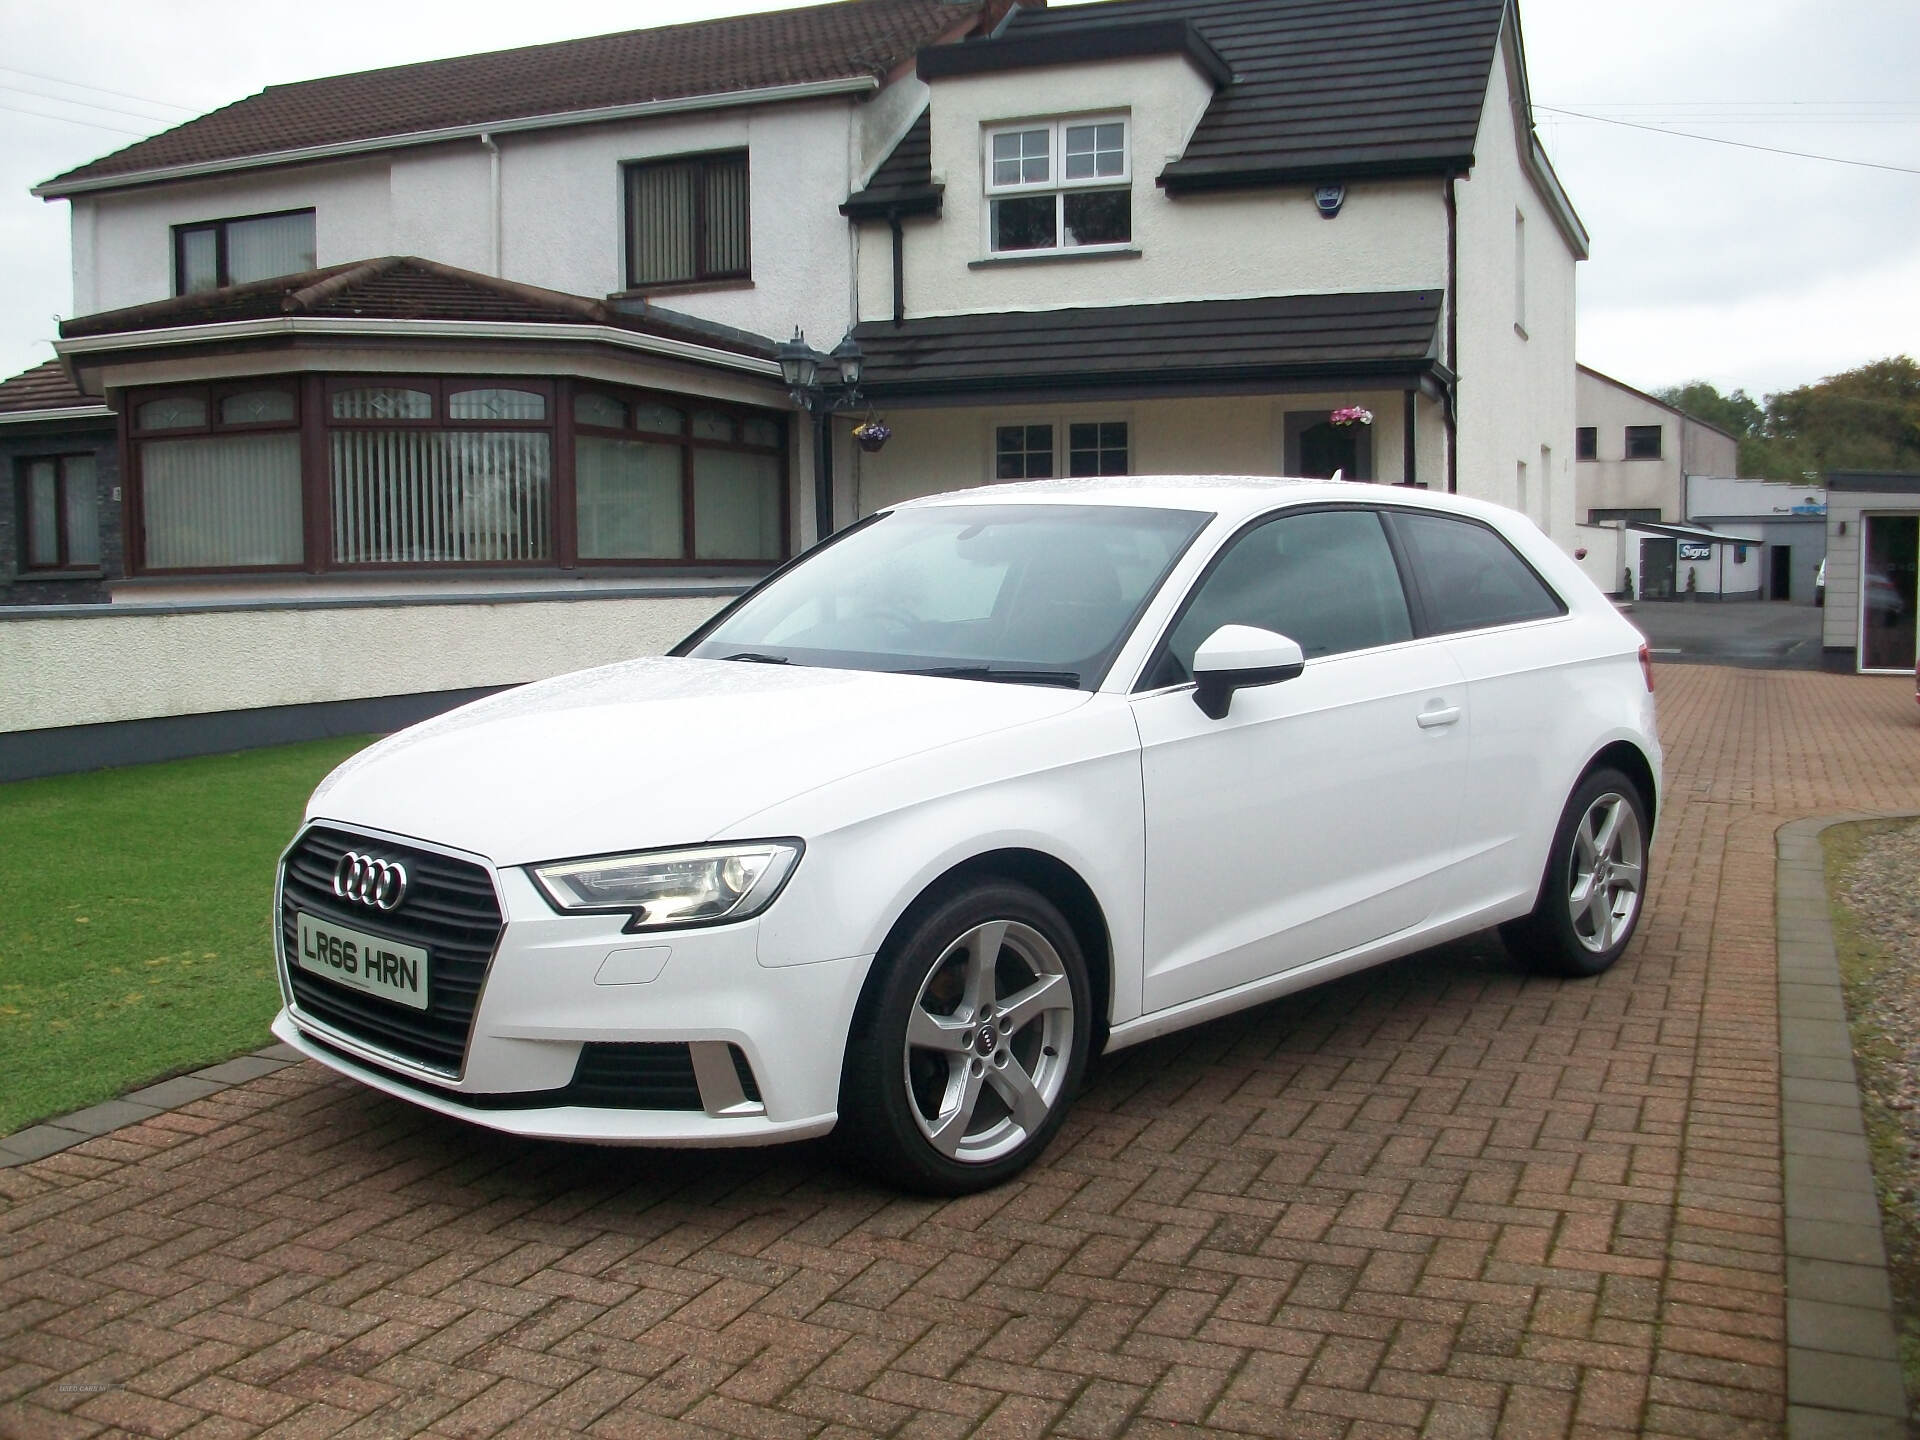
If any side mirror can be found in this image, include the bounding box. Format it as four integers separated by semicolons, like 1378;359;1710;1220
1192;625;1306;719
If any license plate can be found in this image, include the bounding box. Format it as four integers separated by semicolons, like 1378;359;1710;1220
295;913;429;1012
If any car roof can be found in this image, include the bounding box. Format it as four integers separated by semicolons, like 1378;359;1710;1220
892;475;1520;529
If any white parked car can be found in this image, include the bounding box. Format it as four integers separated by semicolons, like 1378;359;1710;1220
275;477;1660;1193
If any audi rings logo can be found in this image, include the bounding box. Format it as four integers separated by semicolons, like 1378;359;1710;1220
333;852;409;911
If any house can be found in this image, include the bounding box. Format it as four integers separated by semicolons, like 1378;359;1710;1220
2;0;1587;775
1821;471;1919;674
1574;364;1739;525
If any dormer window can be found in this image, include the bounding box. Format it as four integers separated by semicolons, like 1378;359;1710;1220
985;117;1131;254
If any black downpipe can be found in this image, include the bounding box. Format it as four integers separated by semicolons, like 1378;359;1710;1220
1444;174;1460;494
889;210;906;327
812;410;833;547
1401;386;1416;487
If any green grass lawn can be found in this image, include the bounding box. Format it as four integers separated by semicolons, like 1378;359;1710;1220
0;736;374;1134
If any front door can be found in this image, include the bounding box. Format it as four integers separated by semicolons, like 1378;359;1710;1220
1861;516;1918;673
1639;538;1676;600
1770;545;1792;600
1286;412;1374;481
1132;506;1466;1013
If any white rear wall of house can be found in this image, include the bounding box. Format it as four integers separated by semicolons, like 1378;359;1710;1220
70;100;862;359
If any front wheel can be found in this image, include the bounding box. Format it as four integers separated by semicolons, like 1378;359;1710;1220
1501;767;1650;978
837;881;1092;1194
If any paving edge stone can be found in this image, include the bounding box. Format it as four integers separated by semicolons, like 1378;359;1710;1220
1777;812;1918;1436
0;1043;301;1167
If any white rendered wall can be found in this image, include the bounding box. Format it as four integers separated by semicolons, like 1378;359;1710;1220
70;101;860;354
75;160;394;315
1575;367;1685;520
0;595;729;734
1687;475;1826;518
500;98;857;350
1571;522;1626;595
852;391;1448;515
1453;31;1579;543
864;57;1448;323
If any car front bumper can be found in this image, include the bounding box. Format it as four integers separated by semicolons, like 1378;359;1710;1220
278;863;873;1145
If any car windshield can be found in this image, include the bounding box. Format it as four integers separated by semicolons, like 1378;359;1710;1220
683;503;1210;688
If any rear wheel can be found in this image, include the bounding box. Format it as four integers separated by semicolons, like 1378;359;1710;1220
837;881;1091;1194
1501;767;1649;978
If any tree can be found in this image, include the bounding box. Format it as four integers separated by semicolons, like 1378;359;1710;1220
1654;381;1762;440
1656;359;1920;481
1763;356;1920;478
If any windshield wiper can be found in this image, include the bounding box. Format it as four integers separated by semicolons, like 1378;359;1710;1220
719;651;790;665
902;666;1083;689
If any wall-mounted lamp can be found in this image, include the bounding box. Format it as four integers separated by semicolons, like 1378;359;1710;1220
1314;183;1345;219
778;328;878;545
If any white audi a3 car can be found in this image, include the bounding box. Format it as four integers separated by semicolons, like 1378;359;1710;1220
274;477;1659;1193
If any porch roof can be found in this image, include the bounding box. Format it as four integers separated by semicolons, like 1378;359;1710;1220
853;290;1445;402
0;360;112;426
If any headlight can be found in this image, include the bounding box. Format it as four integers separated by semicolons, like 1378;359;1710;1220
528;841;802;931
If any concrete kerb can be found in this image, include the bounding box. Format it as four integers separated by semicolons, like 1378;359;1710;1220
1777;811;1916;1439
0;1042;305;1167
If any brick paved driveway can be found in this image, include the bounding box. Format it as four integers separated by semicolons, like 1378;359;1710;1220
4;666;1919;1440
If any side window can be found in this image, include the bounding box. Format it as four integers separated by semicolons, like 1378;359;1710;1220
1391;511;1565;634
1148;508;1412;686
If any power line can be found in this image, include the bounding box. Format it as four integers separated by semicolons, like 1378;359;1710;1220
0;82;185;126
0;101;150;138
0;64;198;113
1534;106;1920;175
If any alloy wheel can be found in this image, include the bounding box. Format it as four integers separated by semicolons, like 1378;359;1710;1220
901;919;1077;1164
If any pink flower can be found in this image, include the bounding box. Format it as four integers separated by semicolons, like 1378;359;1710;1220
1330;406;1374;427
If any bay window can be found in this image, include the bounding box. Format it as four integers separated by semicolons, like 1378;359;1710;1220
133;385;304;570
126;375;787;575
328;381;553;565
985;117;1131;255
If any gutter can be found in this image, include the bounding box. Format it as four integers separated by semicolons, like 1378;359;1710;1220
54;317;783;378
0;405;114;425
34;77;880;199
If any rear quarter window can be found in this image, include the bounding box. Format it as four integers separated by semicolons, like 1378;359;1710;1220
1390;511;1566;634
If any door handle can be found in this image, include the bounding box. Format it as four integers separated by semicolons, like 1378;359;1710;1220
1416;704;1462;729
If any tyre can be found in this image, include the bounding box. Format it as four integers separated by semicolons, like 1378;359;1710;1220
837;881;1092;1194
1501;767;1649;978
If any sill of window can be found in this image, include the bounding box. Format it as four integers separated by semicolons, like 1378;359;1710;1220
15;569;104;582
968;247;1143;270
608;278;755;301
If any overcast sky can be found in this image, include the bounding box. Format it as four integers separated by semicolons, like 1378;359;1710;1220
1;0;1914;403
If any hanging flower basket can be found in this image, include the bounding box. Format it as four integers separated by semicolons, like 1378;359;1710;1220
1329;406;1374;428
852;417;892;453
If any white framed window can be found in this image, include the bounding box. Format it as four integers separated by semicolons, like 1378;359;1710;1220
994;418;1130;481
984;116;1131;255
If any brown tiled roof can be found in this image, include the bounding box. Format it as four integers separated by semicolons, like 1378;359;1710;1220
41;0;984;193
58;258;778;362
1008;0;1506;188
0;360;99;415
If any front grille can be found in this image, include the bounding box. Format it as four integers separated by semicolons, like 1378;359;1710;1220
305;1034;707;1111
281;826;503;1074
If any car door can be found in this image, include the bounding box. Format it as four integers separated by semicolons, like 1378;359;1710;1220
1130;505;1470;1014
1382;508;1578;912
